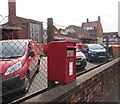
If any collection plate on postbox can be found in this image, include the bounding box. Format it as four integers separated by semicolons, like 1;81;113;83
67;50;74;57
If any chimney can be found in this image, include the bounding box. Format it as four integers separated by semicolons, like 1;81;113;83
8;0;16;25
98;16;101;22
87;18;89;22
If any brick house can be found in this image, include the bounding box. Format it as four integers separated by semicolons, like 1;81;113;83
52;26;79;42
82;16;103;44
65;25;97;43
4;0;43;43
46;18;79;43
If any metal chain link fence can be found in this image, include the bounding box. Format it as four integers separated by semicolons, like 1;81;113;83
0;14;116;103
0;15;8;25
0;15;48;103
0;14;74;103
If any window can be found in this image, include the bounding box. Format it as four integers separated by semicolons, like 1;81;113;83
86;27;95;30
1;42;26;59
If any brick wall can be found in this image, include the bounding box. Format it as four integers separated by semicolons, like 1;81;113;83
52;61;119;103
24;58;120;103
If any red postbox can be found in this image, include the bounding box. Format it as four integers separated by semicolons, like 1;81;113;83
48;41;76;83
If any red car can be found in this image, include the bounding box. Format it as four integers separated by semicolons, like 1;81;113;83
1;39;40;96
38;43;48;55
76;43;83;50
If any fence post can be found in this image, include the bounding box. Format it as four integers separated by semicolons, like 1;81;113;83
47;18;54;44
105;34;109;62
47;18;56;89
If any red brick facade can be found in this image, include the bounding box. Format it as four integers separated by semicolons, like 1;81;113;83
7;0;43;43
82;16;103;44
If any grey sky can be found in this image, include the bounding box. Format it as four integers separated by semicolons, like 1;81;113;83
0;0;119;32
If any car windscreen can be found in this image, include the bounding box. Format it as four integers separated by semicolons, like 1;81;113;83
88;44;104;50
0;41;26;59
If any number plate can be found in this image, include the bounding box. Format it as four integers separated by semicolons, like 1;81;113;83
99;56;105;58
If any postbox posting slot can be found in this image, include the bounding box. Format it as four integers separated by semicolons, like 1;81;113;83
67;48;76;50
67;47;76;50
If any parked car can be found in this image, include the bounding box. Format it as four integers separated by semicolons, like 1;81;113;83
82;44;106;62
76;47;87;70
37;43;48;56
1;39;40;96
76;43;83;50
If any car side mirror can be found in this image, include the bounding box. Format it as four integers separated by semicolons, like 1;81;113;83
29;50;35;57
86;48;89;51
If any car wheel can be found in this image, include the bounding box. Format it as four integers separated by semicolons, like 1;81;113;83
87;56;92;62
82;66;86;69
24;73;30;93
81;60;87;69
